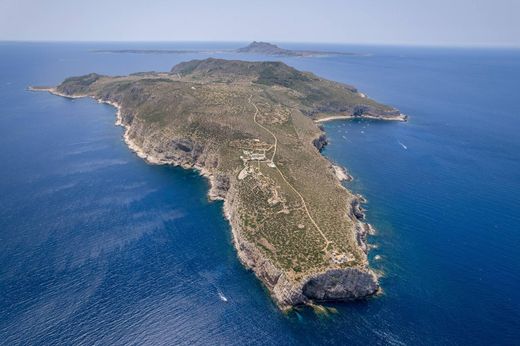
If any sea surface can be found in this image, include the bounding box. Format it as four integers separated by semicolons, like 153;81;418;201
0;42;519;345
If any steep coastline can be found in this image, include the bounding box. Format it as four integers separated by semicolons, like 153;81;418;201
31;86;381;309
31;87;228;200
29;59;403;310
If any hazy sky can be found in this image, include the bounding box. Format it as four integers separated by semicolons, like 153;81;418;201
1;0;519;46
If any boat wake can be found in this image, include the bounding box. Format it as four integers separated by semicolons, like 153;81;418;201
398;141;408;150
217;290;228;302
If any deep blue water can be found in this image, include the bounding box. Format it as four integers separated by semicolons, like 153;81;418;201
0;42;519;345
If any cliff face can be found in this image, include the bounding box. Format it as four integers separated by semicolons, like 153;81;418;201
120;111;230;201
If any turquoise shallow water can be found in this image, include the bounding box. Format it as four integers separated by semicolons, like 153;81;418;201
0;42;519;345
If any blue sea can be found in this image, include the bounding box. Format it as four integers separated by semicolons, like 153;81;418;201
0;42;519;345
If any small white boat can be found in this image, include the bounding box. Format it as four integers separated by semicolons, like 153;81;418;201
218;290;228;302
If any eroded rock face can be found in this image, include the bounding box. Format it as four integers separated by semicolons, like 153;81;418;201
211;174;230;200
313;134;328;152
302;269;378;301
351;199;366;221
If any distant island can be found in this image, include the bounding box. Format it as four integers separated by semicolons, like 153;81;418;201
94;41;357;57
31;58;405;310
236;41;355;57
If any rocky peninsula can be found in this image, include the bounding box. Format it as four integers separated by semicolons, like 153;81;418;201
32;58;404;310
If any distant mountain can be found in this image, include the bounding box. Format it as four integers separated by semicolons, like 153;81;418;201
236;41;300;56
236;41;354;57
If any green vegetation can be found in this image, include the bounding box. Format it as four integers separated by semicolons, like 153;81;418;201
255;62;311;88
53;58;399;283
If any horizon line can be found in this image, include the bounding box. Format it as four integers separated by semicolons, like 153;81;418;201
1;39;519;49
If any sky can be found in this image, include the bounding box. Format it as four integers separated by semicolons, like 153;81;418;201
1;0;519;47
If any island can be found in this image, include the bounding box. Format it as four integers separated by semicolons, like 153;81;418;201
94;41;357;57
31;58;405;310
236;41;355;57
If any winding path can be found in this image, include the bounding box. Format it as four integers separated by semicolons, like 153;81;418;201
248;95;331;250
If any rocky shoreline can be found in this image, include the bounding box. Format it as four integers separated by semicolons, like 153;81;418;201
31;86;383;310
332;164;353;182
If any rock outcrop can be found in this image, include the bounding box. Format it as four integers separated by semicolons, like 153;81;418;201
313;134;328;152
